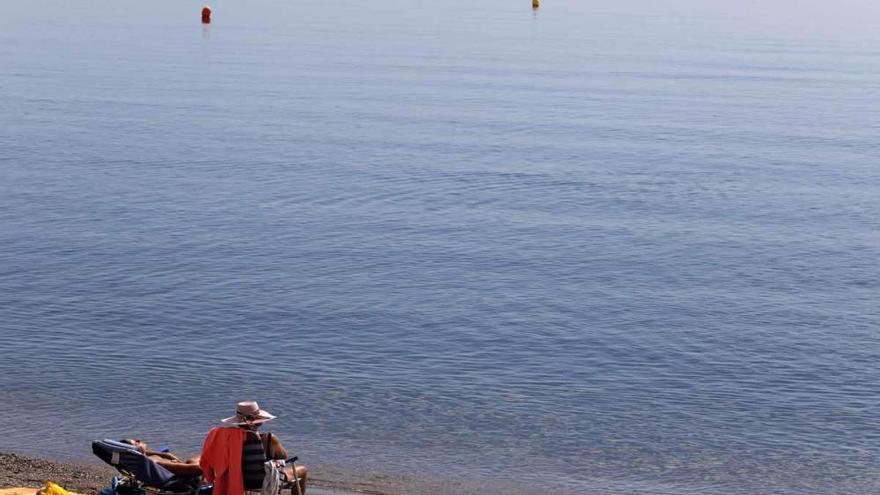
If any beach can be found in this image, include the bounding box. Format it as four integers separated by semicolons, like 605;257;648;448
0;450;499;495
0;452;369;495
0;452;109;494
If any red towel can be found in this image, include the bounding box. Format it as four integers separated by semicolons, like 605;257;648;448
200;427;248;495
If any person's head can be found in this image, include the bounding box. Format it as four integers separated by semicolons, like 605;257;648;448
120;438;148;453
221;401;276;429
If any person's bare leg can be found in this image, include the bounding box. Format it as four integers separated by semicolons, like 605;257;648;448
284;465;307;495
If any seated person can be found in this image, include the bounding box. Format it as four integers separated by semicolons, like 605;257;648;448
119;438;202;477
208;401;308;495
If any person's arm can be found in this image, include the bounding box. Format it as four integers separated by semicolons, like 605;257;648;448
267;433;288;460
146;450;180;461
154;458;202;477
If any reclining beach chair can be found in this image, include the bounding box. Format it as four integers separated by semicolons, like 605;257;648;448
92;439;212;495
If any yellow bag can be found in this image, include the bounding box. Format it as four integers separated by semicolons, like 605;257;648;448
36;482;72;495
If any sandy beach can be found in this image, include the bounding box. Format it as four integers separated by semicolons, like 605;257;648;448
0;453;110;494
0;452;362;495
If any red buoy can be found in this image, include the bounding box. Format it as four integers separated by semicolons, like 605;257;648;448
201;5;212;24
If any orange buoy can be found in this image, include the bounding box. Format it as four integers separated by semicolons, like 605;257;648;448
201;5;212;24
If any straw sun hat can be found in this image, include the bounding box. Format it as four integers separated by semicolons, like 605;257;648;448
221;401;277;426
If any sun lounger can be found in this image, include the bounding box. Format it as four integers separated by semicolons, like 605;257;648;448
92;439;211;495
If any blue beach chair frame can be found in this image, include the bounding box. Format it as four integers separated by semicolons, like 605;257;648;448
92;439;212;495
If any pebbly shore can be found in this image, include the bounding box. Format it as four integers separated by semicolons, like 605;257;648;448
0;452;113;494
0;451;391;495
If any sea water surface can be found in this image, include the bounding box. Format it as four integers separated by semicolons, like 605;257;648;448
1;1;879;494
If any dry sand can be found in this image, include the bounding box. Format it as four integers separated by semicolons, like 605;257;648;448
0;453;111;494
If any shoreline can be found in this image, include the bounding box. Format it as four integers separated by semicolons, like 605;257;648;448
0;448;540;495
0;452;366;495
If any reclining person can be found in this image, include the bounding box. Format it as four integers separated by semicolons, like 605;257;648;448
119;439;202;477
201;401;308;495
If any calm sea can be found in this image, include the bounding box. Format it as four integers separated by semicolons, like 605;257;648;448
1;1;879;493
